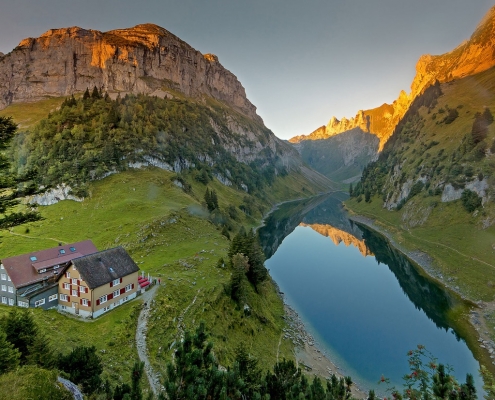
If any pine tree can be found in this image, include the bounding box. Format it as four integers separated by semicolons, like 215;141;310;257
91;85;101;99
26;330;57;369
0;330;20;374
230;253;249;303
82;88;91;100
204;188;212;211
58;345;103;395
4;308;36;363
210;189;219;210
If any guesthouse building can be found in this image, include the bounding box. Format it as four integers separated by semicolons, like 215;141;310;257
58;247;140;318
0;240;98;309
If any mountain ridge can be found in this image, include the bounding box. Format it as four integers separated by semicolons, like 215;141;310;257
290;5;495;151
0;23;261;123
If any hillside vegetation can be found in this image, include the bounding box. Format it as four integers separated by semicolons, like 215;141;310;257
347;67;495;307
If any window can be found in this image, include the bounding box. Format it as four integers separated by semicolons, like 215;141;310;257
59;249;66;255
1;297;6;304
65;271;70;278
79;286;86;293
53;265;60;269
100;295;108;304
39;268;47;273
34;298;45;307
60;294;68;301
7;287;13;293
113;279;120;287
72;278;78;285
1;274;5;281
63;283;70;290
82;298;88;306
7;276;10;282
0;264;4;269
1;285;5;292
49;294;57;302
125;284;132;292
72;290;77;297
18;301;28;308
113;290;120;298
70;247;76;252
30;256;37;261
8;299;14;306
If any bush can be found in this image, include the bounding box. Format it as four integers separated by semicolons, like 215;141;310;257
461;189;482;213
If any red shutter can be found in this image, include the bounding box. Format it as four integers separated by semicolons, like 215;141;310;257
86;287;89;293
96;299;100;306
110;281;113;288
108;293;113;300
88;300;91;307
132;283;134;289
80;299;82;305
120;277;122;284
67;296;70;302
77;289;80;297
120;288;125;295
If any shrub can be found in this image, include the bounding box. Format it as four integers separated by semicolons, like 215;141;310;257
461;189;482;213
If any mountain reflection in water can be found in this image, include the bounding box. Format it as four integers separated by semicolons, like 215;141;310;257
259;193;480;393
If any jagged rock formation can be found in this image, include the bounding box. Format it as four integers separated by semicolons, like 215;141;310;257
290;5;495;152
0;24;260;122
300;223;372;257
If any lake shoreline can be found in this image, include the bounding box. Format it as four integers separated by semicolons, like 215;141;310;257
282;302;365;398
346;211;495;381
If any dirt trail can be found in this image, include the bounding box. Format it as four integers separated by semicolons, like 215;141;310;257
136;285;160;395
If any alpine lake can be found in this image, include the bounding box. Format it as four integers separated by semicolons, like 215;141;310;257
258;192;483;396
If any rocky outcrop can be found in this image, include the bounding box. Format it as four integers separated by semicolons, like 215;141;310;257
0;24;261;123
290;5;495;151
300;223;372;257
27;184;83;206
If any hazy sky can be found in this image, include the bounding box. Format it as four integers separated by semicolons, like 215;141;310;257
0;0;494;139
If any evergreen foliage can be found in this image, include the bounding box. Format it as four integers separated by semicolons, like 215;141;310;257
461;189;482;213
11;94;284;194
3;308;36;364
204;188;219;212
0;117;40;229
58;345;103;395
228;228;268;289
0;330;20;374
229;253;249;303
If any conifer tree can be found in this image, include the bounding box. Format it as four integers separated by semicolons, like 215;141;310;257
0;330;20;375
4;308;36;363
91;85;101;99
82;87;91;100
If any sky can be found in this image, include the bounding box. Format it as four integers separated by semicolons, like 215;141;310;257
0;0;494;139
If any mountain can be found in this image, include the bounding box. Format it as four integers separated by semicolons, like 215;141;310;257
290;5;495;183
0;24;334;198
0;24;259;122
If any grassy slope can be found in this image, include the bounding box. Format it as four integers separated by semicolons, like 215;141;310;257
0;166;319;389
0;97;65;129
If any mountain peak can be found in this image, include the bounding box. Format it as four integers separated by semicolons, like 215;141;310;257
0;23;260;122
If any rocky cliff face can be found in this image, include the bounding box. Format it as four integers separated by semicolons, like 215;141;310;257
290;5;495;151
0;24;261;123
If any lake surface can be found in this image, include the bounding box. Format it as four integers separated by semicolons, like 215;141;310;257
260;193;482;394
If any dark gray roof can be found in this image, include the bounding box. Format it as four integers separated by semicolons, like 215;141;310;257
71;247;140;289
